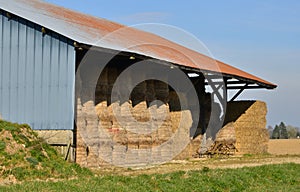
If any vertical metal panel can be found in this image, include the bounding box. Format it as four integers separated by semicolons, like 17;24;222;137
0;11;75;130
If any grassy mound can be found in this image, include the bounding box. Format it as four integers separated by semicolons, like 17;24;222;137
0;120;91;184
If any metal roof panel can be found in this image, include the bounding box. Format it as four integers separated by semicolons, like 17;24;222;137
0;0;276;88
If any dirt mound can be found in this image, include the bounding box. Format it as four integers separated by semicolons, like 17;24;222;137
0;120;91;185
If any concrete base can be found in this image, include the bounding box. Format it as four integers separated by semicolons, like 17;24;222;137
35;130;75;162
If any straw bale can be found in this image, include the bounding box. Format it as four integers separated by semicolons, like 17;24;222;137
146;80;156;102
215;122;236;143
174;134;202;160
155;81;169;103
168;91;181;111
77;67;209;167
211;100;269;155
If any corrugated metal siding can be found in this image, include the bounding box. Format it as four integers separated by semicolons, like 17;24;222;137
0;10;75;130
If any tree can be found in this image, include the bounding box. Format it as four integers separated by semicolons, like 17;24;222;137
286;125;298;139
296;127;300;138
279;122;288;139
271;122;289;139
267;125;273;139
272;125;280;139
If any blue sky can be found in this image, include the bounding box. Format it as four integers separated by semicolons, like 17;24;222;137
45;0;300;127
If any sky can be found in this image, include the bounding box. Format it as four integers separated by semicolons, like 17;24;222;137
44;0;300;127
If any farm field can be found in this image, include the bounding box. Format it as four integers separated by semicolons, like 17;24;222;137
268;139;300;155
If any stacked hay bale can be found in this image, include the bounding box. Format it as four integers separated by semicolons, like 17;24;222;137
76;64;269;167
215;122;236;144
174;134;202;159
234;101;269;154
219;101;269;154
76;65;195;167
76;99;100;167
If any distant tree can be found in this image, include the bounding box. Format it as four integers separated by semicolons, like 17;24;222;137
272;125;280;139
267;125;273;139
297;131;300;138
267;125;273;130
296;127;300;138
271;122;289;139
279;122;288;139
286;125;298;139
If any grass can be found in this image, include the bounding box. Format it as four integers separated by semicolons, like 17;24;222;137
0;163;299;191
0;120;92;182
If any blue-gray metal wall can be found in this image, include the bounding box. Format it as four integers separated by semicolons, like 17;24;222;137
0;10;75;130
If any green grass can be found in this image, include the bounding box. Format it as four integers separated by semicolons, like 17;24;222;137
0;163;299;192
0;120;92;181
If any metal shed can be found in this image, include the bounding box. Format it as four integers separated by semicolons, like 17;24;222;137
0;0;277;165
0;7;75;130
0;0;276;131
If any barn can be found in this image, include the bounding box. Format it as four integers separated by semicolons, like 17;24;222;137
0;0;276;167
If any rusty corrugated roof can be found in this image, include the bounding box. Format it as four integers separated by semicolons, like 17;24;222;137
0;0;276;88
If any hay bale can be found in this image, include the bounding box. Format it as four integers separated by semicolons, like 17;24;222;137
154;81;169;103
174;134;202;160
168;91;180;111
146;80;156;102
78;67;198;167
215;122;236;143
224;101;268;154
